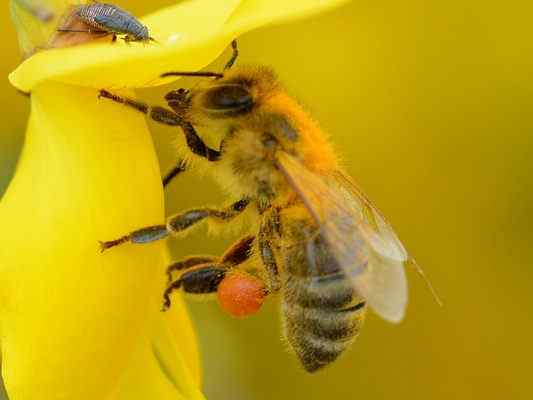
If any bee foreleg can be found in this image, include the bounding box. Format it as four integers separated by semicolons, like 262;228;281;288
166;199;249;234
150;109;221;161
98;89;149;114
162;265;227;310
180;122;221;161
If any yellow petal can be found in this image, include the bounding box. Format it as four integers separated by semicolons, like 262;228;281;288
9;0;351;92
0;81;200;400
3;1;354;398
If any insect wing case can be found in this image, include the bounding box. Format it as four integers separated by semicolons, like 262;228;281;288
276;152;408;323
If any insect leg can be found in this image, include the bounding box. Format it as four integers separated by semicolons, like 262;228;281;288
98;89;149;114
162;160;187;187
147;106;221;160
166;234;254;283
162;265;227;310
166;198;249;234
166;255;217;283
223;40;239;71
100;199;249;251
258;211;282;292
220;235;255;265
180;122;221;161
163;235;255;309
98;90;218;184
100;224;168;252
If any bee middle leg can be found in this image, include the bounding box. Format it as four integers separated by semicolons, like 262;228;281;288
100;198;250;251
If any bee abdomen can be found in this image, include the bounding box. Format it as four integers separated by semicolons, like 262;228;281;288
282;274;366;373
285;272;354;309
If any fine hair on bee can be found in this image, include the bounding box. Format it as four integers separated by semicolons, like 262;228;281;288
99;40;441;372
57;2;154;43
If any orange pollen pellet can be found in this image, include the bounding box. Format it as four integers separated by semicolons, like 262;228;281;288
217;272;266;317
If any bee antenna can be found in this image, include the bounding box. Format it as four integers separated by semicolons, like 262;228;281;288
160;40;239;80
160;71;224;79
409;257;443;307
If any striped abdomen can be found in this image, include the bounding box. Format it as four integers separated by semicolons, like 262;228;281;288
281;232;366;372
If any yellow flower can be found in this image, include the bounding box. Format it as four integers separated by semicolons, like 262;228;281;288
1;1;350;399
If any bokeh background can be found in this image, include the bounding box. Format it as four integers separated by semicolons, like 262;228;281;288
2;1;533;399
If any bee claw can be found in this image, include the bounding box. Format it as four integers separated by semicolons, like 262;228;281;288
98;235;130;253
98;240;109;253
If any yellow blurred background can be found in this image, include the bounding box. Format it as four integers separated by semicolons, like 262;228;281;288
2;1;533;399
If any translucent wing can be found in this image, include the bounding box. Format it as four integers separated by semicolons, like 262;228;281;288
10;0;82;58
276;152;408;323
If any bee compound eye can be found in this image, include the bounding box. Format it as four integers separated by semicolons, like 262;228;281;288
203;84;253;114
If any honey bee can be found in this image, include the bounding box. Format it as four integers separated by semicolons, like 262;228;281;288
99;41;440;372
10;0;152;59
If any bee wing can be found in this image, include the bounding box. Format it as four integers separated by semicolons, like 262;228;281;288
10;0;77;57
276;152;408;323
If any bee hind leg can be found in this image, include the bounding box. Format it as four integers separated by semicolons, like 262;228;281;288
163;235;255;310
162;265;227;311
166;255;217;284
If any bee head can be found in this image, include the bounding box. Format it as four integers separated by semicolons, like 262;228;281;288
190;66;276;118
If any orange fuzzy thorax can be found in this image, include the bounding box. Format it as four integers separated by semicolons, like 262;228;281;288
262;90;339;175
